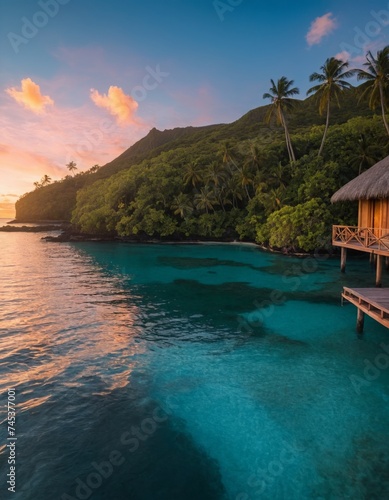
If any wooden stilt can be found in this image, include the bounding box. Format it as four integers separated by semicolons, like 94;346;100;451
386;257;389;271
370;252;375;266
340;247;347;273
376;254;383;288
357;308;365;334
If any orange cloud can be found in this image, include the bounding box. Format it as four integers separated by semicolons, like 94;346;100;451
0;93;149;209
5;78;54;114
90;86;138;125
306;13;337;46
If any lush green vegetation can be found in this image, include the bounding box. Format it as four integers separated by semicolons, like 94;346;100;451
66;114;387;251
16;48;389;252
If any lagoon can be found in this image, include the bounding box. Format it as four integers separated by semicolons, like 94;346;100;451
0;227;389;499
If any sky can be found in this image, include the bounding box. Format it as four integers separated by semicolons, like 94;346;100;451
0;0;388;217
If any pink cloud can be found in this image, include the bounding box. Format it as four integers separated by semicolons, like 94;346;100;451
306;13;338;46
5;78;54;114
334;50;351;62
0;91;149;204
90;86;139;125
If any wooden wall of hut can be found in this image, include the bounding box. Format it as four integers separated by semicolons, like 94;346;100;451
358;199;389;236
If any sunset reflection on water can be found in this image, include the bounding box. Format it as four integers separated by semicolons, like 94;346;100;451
0;232;145;398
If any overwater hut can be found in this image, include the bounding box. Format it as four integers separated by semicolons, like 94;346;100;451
331;155;389;332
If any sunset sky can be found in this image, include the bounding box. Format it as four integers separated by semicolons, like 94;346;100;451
0;0;388;217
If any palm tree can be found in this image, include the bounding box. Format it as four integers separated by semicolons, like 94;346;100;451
271;162;287;188
220;141;238;172
225;177;243;209
236;167;253;200
307;57;356;157
244;143;262;172
357;46;389;136
205;161;227;188
171;194;193;219
66;161;78;175
257;185;287;215
263;77;300;162
350;134;381;174
194;187;218;214
183;160;203;188
41;175;51;186
33;181;41;189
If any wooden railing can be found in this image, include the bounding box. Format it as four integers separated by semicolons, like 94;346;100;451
332;225;389;252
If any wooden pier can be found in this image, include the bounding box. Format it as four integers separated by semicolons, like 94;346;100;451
342;287;389;333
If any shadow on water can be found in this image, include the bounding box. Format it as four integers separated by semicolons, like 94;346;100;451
11;381;227;500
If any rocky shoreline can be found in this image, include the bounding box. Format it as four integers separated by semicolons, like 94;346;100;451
0;224;69;233
3;220;335;257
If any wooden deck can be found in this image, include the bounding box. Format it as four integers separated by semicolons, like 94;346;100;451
333;240;389;256
332;225;389;256
342;287;389;331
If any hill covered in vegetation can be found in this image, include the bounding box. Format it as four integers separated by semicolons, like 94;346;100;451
15;87;389;252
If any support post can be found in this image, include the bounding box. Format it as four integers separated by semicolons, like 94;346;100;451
376;254;383;288
340;247;347;273
357;308;365;334
370;252;375;266
386;257;389;271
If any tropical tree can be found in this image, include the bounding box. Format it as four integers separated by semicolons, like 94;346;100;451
220;141;238;172
33;181;41;189
350;133;380;174
263;77;300;162
307;57;356;157
170;193;193;219
41;175;51;186
205;161;227;188
225;177;243;209
236;166;254;200
244;143;262;172
357;46;389;136
183;160;203;188
89;164;100;173
194;186;218;214
66;161;78;175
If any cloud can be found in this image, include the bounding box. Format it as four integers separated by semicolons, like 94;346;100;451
0;90;149;203
90;86;139;125
334;50;351;62
5;78;54;114
306;13;337;46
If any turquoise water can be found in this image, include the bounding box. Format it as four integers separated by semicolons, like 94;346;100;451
1;229;389;499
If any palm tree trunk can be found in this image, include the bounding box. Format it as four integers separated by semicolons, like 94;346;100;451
379;82;389;136
281;115;292;162
285;126;296;162
280;109;296;162
318;99;330;157
218;194;226;212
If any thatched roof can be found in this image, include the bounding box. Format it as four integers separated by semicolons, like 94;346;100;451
331;155;389;203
